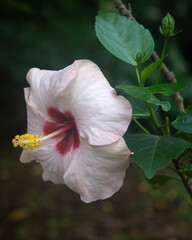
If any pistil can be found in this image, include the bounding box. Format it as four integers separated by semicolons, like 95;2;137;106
12;128;64;151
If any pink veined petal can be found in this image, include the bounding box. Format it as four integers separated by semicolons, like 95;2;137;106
20;150;35;163
20;142;71;184
57;60;132;146
21;136;130;203
25;61;77;118
37;143;67;184
25;60;132;146
24;88;45;136
19;100;45;163
23;90;81;158
64;137;131;203
20;88;46;164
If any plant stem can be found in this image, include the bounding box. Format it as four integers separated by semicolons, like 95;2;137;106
177;149;192;163
146;102;163;134
173;159;192;201
165;116;170;136
138;64;143;86
133;119;150;134
155;37;169;85
168;166;179;173
113;0;185;113
135;66;141;87
146;103;159;128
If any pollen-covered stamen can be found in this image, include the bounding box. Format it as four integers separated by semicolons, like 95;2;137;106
12;108;80;154
12;128;64;151
12;134;43;151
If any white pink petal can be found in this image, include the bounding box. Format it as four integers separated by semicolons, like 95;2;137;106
19;59;132;203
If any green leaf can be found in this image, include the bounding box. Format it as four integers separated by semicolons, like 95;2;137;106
141;59;163;81
176;132;192;144
147;175;175;189
147;83;186;96
126;134;191;179
125;95;158;119
116;85;170;111
172;105;192;133
95;11;154;66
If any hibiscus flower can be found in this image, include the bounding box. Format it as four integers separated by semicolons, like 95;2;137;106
12;60;132;203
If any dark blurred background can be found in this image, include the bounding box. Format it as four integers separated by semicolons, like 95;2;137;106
1;0;192;239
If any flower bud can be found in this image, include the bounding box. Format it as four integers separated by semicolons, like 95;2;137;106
135;51;143;65
160;13;175;37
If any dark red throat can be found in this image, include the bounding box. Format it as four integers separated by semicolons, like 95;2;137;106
43;107;80;155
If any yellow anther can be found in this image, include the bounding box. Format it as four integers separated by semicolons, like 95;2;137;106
12;133;44;151
12;128;64;151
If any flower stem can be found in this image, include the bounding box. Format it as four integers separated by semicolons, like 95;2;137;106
133;119;150;134
135;65;142;87
138;64;143;86
155;37;169;85
165;116;170;136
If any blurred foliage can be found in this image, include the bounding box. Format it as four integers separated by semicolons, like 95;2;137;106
1;0;192;140
1;0;192;239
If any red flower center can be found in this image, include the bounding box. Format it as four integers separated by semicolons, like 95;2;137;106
43;107;80;155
